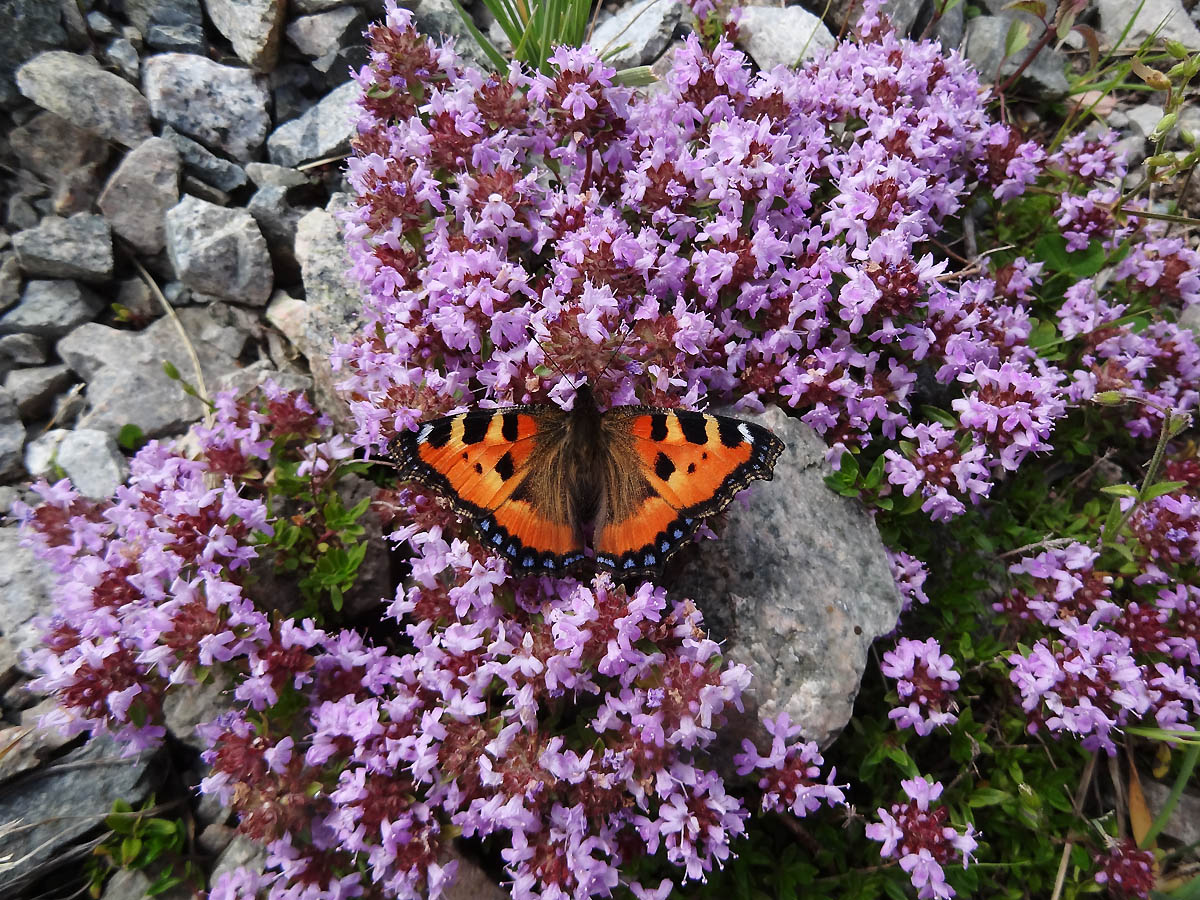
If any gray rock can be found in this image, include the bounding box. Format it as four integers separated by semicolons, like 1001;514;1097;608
411;0;488;66
1098;0;1200;49
1178;104;1200;145
736;5;837;70
0;389;24;479
0;699;74;784
160;126;248;193
294;0;360;11
57;307;249;437
248;184;309;279
589;0;681;69
0;280;103;337
246;161;312;188
50;161;106;218
102;867;192;900
1141;779;1200;845
166;196;274;306
87;11;119;38
104;37;141;81
271;200;361;419
287;6;365;58
143;53;272;161
0;334;48;370
24;427;69;477
5;364;73;419
963;15;1070;97
206;0;286;70
271;61;323;123
267;79;358;167
12;215;114;282
214;359;312;397
147;22;208;52
16;51;152;148
0;0;66;109
180;174;232;206
125;0;203;33
1181;303;1200;337
0;521;52;668
1126;103;1166;139
163;673;233;752
99;137;181;254
56;428;129;498
311;44;369;87
209;834;268;886
10;111;108;183
0;254;19;313
0;735;159;885
674;407;902;746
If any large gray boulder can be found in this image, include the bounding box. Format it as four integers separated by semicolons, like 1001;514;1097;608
675;405;903;747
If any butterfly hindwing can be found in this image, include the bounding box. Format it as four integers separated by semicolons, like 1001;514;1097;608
390;408;585;573
592;408;784;574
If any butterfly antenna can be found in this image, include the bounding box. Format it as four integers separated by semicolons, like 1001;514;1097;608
599;321;635;383
530;330;583;390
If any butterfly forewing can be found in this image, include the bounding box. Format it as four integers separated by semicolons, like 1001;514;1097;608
591;407;785;574
390;407;586;573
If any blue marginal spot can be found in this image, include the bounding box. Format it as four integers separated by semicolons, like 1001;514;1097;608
673;528;683;538
660;540;670;552
480;519;490;531
623;558;635;569
493;533;503;545
523;555;534;567
644;553;656;565
546;559;556;570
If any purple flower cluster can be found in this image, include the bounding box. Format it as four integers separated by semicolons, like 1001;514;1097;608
881;638;960;736
1003;540;1200;755
1093;838;1156;899
733;712;847;816
865;776;978;899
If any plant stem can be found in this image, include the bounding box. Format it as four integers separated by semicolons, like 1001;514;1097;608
1050;752;1097;900
998;21;1055;97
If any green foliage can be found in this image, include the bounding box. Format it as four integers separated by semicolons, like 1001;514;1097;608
450;0;593;73
86;797;199;898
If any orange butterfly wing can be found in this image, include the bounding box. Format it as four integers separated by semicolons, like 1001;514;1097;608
593;408;784;574
390;408;586;573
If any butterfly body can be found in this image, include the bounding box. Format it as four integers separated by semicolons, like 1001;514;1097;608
391;385;785;576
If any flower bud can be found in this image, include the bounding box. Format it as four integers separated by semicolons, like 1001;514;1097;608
1151;112;1177;140
1091;391;1124;406
1166;40;1188;59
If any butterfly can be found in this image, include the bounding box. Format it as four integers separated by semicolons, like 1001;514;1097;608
390;383;785;576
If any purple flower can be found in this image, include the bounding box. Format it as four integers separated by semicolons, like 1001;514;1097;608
866;776;978;899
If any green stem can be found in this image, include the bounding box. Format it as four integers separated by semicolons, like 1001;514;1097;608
1139;741;1200;849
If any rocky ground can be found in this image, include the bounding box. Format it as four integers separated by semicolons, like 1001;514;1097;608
0;0;1198;897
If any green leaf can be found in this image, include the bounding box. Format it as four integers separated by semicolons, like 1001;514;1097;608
1100;484;1139;498
117;423;146;451
968;787;1011;808
1004;18;1032;57
1142;480;1186;501
162;360;181;381
121;835;142;866
148;871;185;897
1034;232;1106;276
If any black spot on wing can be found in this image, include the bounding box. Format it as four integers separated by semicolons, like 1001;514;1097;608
649;413;669;442
687;462;696;474
677;412;709;444
717;416;743;448
495;451;515;481
654;452;675;481
461;415;490;445
425;418;452;449
474;462;483;474
502;412;520;441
